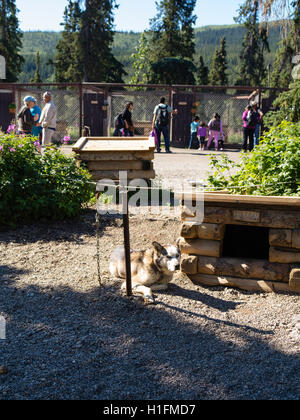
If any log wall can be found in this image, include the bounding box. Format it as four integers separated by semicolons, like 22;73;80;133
178;194;300;293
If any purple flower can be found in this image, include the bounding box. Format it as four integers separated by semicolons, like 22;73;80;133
19;144;24;148
63;136;71;144
6;124;16;134
0;145;3;151
10;148;16;152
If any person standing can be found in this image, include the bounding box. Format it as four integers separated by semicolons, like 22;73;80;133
29;97;42;140
252;101;263;148
152;97;178;153
188;116;200;149
113;102;134;137
242;105;256;152
17;96;35;135
198;121;207;151
207;113;224;151
37;92;57;146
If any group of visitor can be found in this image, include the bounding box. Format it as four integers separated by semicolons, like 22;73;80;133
114;96;263;153
17;92;57;146
189;103;263;152
114;96;178;153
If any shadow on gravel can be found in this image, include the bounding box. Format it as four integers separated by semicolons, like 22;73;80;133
0;265;31;283
0;210;120;246
1;278;299;400
164;283;242;313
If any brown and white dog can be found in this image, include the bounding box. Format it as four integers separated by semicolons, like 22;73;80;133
109;241;181;303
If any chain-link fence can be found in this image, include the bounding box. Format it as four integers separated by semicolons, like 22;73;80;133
110;89;170;136
14;85;81;143
0;82;284;147
194;88;255;144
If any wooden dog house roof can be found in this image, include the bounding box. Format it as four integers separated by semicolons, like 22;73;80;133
73;136;156;153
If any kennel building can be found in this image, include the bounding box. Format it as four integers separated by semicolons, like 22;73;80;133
178;193;300;293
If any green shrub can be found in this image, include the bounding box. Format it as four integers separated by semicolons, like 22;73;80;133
206;121;300;196
0;134;94;226
264;81;300;129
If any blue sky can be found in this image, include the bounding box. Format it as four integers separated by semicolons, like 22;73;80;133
15;0;243;32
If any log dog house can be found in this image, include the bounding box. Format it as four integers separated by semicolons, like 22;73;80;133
72;136;156;181
178;193;300;293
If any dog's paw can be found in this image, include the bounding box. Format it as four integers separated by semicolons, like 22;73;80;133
144;295;155;305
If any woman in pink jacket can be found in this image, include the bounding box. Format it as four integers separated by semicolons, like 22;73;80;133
207;113;224;151
242;105;257;152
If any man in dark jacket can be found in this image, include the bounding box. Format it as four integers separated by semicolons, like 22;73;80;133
17;96;35;135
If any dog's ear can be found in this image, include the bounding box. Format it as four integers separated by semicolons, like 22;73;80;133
152;241;164;254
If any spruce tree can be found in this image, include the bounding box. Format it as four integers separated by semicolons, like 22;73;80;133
235;0;269;86
149;0;197;61
31;51;42;83
55;0;82;82
80;0;125;82
196;56;209;85
55;0;125;83
209;37;228;86
0;0;23;82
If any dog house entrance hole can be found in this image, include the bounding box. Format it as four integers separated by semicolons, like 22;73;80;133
222;225;269;260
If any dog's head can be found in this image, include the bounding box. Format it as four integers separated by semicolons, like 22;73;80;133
152;241;181;274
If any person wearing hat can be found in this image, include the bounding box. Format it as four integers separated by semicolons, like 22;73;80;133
37;92;57;145
29;97;42;140
17;96;35;135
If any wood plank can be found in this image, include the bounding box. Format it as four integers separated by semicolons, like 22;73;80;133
290;269;300;292
190;274;292;293
269;229;292;247
178;237;222;258
78;136;150;141
181;255;198;275
196;256;290;282
201;206;300;229
91;169;155;181
177;193;300;209
270;247;300;263
88;161;148;171
197;223;225;240
81;140;154;152
233;210;261;223
74;151;154;161
180;223;198;239
292;230;300;249
72;137;88;152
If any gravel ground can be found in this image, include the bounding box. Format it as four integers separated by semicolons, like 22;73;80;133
0;210;300;400
153;148;242;183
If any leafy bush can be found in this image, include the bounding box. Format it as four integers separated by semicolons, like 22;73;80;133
264;81;300;129
206;121;300;196
0;134;94;226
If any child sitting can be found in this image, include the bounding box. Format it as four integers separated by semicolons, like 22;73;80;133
189;116;200;149
197;121;207;151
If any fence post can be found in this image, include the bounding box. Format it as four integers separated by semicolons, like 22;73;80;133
79;84;83;137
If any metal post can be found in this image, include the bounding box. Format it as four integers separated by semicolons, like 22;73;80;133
79;84;83;136
122;188;132;297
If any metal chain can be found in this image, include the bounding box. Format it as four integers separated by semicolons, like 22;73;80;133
95;211;102;289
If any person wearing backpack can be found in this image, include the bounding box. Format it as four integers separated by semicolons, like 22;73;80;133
207;113;224;151
152;97;177;153
113;102;134;137
17;96;35;135
242;105;256;152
